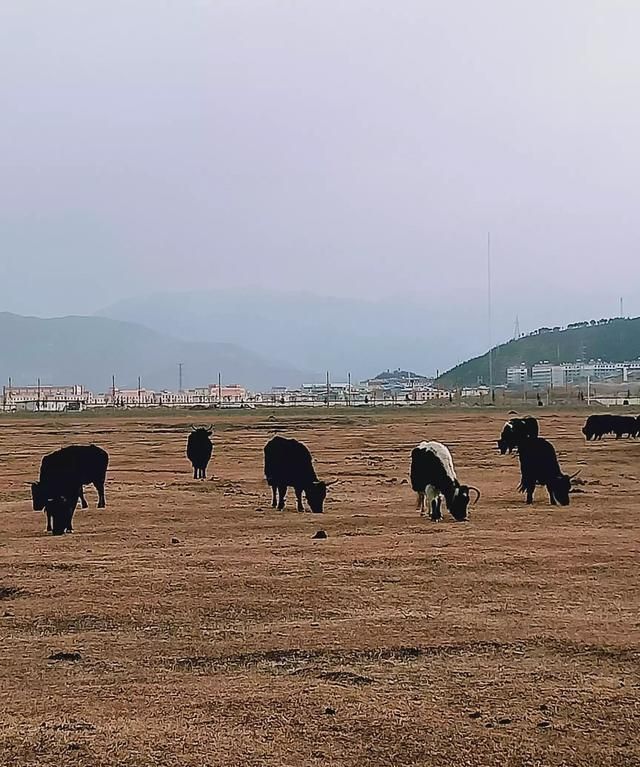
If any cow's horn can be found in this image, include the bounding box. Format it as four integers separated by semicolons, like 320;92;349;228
569;470;581;480
190;424;196;431
325;478;339;486
469;486;481;503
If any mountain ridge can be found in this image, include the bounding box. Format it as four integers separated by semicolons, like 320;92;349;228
0;312;313;392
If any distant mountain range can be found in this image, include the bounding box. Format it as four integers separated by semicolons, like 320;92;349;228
4;295;629;394
97;289;478;381
437;317;640;387
0;312;311;392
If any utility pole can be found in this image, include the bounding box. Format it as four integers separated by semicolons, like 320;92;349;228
178;363;184;393
218;372;222;406
137;376;141;406
620;296;624;318
326;371;330;408
348;372;351;407
487;232;494;400
37;377;41;412
112;375;116;406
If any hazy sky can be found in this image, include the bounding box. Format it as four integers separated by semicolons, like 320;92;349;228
1;1;639;343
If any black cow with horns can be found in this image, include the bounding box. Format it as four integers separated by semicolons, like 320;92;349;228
497;416;539;454
31;444;109;535
186;426;214;479
516;437;578;506
264;436;336;513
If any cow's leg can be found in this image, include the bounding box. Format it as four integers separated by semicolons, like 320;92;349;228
270;484;277;508
426;487;441;521
277;486;287;511
416;491;425;515
294;488;304;512
46;510;52;533
95;480;106;508
79;487;88;509
50;504;66;536
66;505;75;532
193;466;197;479
524;483;534;504
547;485;557;506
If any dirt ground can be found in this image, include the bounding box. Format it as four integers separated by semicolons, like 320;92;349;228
0;408;639;767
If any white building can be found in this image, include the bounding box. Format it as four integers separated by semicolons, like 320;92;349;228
3;384;89;411
531;364;566;388
506;365;528;387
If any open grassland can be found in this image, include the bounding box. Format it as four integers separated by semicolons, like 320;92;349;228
0;409;639;766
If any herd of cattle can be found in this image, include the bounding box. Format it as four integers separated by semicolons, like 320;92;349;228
27;414;637;534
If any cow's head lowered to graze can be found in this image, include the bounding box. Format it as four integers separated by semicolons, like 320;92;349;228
548;470;580;506
30;482;46;511
305;479;338;514
497;423;516;454
449;484;481;521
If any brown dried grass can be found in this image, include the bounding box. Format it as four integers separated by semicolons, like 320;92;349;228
1;409;639;766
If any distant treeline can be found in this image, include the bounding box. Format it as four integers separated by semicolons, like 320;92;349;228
437;317;640;388
523;316;625;337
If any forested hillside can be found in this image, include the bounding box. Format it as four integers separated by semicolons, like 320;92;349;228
437;317;639;387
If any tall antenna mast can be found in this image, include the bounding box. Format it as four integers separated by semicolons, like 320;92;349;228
487;232;494;395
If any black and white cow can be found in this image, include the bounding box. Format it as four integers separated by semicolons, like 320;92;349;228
264;436;336;513
497;416;539;454
186;426;214;479
410;441;480;522
517;437;578;506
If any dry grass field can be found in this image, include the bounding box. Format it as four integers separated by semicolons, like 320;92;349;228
1;408;639;766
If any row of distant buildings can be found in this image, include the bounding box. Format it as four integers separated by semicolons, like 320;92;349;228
1;370;489;412
506;361;640;389
2;383;249;412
